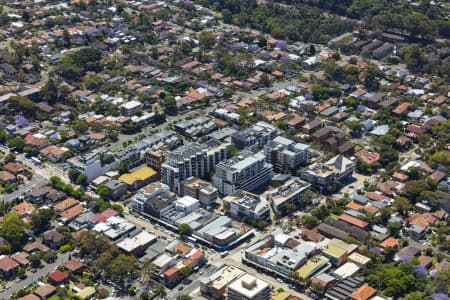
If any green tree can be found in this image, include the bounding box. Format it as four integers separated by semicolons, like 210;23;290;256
118;161;128;174
177;295;192;300
41;79;59;105
0;127;6;144
96;185;110;199
178;224;192;236
7;137;25;152
260;74;271;87
301;215;320;228
363;63;381;90
392;197;412;215
180;266;192;277
68;168;81;182
31;209;54;233
0;213;29;250
154;284;166;297
399;46;427;73
76;173;88;186
199;31;215;50
72;120;89;135
29;253;41;268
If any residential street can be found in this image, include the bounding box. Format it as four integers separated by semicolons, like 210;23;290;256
0;252;71;299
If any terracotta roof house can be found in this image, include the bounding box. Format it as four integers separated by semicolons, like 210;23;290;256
23;241;50;253
338;213;369;229
40;145;66;162
64;260;84;273
11;202;35;217
287;114;305;128
18;294;40;300
431;170;446;182
0;171;16;182
10;252;29;266
392;171;409;183
0;256;19;279
379;237;399;249
59;205;84;223
48;270;69;285
301;228;324;243
54;197;80;212
24;134;49;149
351;283;377;300
355;149;380;164
392;102;411;117
418;256;433;269
33;284;56;299
4;162;24;174
90;208;118;224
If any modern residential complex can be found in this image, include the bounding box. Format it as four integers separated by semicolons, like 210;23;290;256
301;155;355;193
264;136;310;171
231;121;281;150
161;139;229;191
213;150;273;194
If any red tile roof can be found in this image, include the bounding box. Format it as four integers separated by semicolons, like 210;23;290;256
0;256;19;272
33;284;56;298
90;208;118;224
4;162;23;174
0;171;15;182
48;270;69;283
380;237;399;249
338;213;369;229
18;294;40;300
351;283;376;300
64;260;84;272
164;267;179;277
59;205;84;220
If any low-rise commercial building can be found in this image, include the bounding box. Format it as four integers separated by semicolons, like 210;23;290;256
224;190;270;221
116;231;157;257
268;177;311;212
119;166;158;190
120;100;143;116
131;182;170;212
227;273;271;300
301;155;355;193
180;177;218;207
200;265;245;300
68;152;118;182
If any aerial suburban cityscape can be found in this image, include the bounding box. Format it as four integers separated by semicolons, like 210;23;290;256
0;0;449;300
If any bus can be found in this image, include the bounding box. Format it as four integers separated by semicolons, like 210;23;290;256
31;157;41;166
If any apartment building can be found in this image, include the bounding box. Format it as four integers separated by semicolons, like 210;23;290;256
301;155;355;193
213;150;273;195
231;121;281;150
264;136;310;171
161;139;229;191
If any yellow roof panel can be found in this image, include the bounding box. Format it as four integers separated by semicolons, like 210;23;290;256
119;166;156;185
296;256;329;279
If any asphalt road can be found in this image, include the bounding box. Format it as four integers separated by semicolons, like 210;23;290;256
0;252;71;300
0;174;47;204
